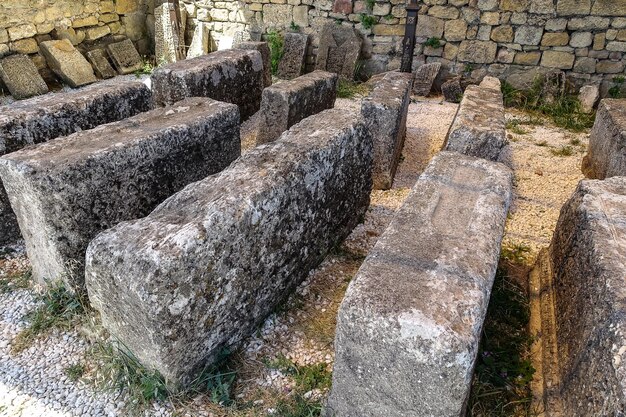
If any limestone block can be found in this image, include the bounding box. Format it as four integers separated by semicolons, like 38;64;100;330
84;25;112;41
570;31;593;48
514;51;541;65
155;1;187;64
444;19;467;42
582;99;626;179
72;16;99;28
263;4;293;27
457;40;498;63
315;23;362;80
106;39;142;75
277;32;309;80
480;11;500;25
478;0;499;11
293;5;309;27
415;15;444;38
85;108;373;387
39;39;97;88
362;71;412;190
257;70;337;144
116;0;140;14
326;150;512;417
445;81;507;161
187;22;210;58
10;38;39;55
596;60;625;73
51;27;85;46
428;5;460;19
491;25;514;43
412;62;441;96
540;50;575;69
591;0;626;16
500;0;528;12
529;0;554;13
541;32;569;46
151;49;264;120
567;16;610;31
234;41;271;88
0;54;48;100
8;24;37;41
0;98;240;291
86;49;117;79
514;25;543;46
573;56;596;73
556;0;591;15
578;84;599;113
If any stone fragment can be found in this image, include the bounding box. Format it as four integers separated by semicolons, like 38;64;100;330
326;150;512;417
86;49;117;79
540;50;575;69
316;23;362;80
491;25;514;43
106;39;143;75
457;40;498;63
0;98;240;291
362;71;412;190
333;0;353;14
151;49;264;120
412;62;441;96
514;25;543;45
85;108;373;387
234;41;271;88
0;81;152;246
479;74;501;91
591;0;626;16
578;84;599;114
0;54;48;100
416;15;445;38
442;77;463;103
187;22;210;59
541;32;569;46
277;32;309;80
556;0;591;15
154;0;187;64
39;39;97;88
257;70;337;144
52;27;85;46
445;81;507;161
582;99;626;179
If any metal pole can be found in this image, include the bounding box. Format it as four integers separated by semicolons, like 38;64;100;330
400;0;419;73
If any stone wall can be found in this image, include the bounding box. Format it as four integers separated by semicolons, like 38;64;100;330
177;0;626;95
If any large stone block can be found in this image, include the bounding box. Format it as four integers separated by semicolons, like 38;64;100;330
277;32;309;80
316;23;362;80
457;40;497;63
0;81;152;247
106;39;143;75
257;70;338;144
0;98;240;291
154;0;186;64
86;49;117;79
326;151;512;417
591;0;626;16
444;78;507;161
151;49;264;121
412;62;441;96
362;71;412;190
85;108;373;386
39;39;97;88
582;99;626;179
234;41;272;88
0;54;48;99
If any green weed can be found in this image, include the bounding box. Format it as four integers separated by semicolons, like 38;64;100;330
267;30;284;75
550;145;575;157
290;21;300;31
365;0;375;11
360;14;377;29
506;119;528;135
0;269;31;294
609;75;625;99
134;58;156;77
337;79;369;98
65;363;86;382
424;37;441;49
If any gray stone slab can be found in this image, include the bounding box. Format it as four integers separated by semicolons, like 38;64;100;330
107;39;143;75
315;23;362;80
187;22;210;59
582;99;626;179
362;71;412;190
154;0;187;64
234;41;272;88
546;177;626;416
0;97;240;292
39;39;97;88
277;32;309;80
86;49;117;79
441;77;463;103
0;80;153;247
151;49;264;121
257;70;337;144
412;62;441;96
85;108;373;387
0;54;48;100
326;151;513;417
444;82;507;161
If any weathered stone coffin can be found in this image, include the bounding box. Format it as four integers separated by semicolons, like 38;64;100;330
444;77;507;161
0;81;152;247
546;177;626;415
151;49;264;120
85;108;373;387
582;98;626;179
234;41;272;88
326;151;512;417
0;98;240;292
362;71;412;190
256;70;338;144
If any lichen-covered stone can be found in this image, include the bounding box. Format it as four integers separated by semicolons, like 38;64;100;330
362;71;412;190
106;39;143;75
326;151;512;417
85;108;373;387
86;49;117;79
234;41;271;88
257;70;338;144
0;54;48;99
277;32;309;80
441;77;463;102
445;81;507;161
412;62;441;96
0;80;152;246
582;98;626;179
39;39;97;87
151;49;264;120
316;23;362;80
0;98;240;292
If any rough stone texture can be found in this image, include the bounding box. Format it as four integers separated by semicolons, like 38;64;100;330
277;32;309;80
0;54;48;99
582;99;626;179
257;70;338;144
0;81;152;247
445;82;507;161
326;151;512;417
316;23;362;80
457;40;498;63
362;71;412;190
234;41;272;88
154;0;186;64
441;77;463;103
0;98;240;292
86;49;117;79
546;177;626;416
151;49;264;121
187;22;210;59
578;84;600;113
106;39;143;75
39;39;97;87
412;62;441;96
85;108;373;387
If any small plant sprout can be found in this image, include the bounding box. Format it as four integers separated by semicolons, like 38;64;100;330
290;21;300;31
360;14;377;30
266;30;284;75
609;76;625;99
424;37;441;49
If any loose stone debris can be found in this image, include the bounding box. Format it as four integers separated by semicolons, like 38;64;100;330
39;39;97;88
106;39;143;75
0;54;48;100
582;98;626;179
277;32;309;80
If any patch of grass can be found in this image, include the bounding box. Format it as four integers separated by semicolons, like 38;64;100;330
569;138;581;146
506;119;528;135
424;36;441;49
134;58;156;77
290;21;300;31
383;14;394;20
0;268;31;294
360;13;377;29
274;394;323;417
337;79;369;99
501;242;531;265
550;145;575;157
365;0;375;11
65;363;86;382
12;281;86;353
267;30;284;75
609;76;625;99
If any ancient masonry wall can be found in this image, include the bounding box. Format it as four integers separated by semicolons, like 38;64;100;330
177;0;626;95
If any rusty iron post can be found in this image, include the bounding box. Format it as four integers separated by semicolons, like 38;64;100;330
400;0;419;73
